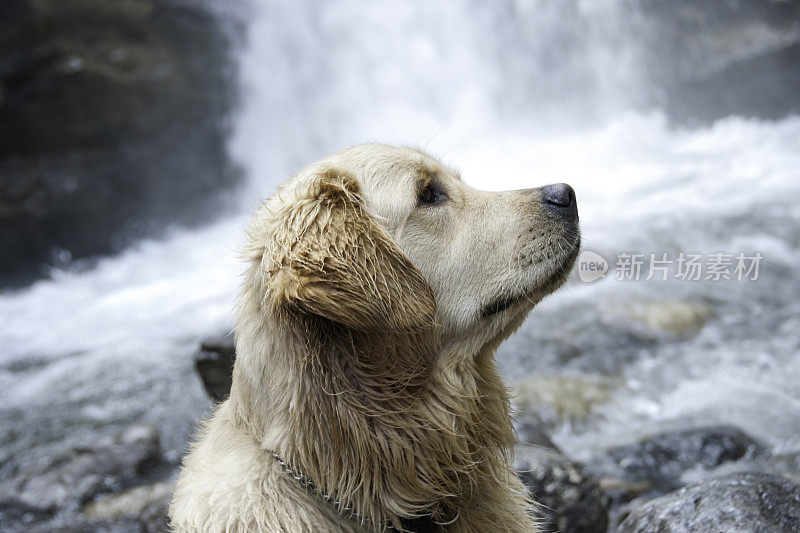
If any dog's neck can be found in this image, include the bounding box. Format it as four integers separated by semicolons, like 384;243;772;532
229;311;516;529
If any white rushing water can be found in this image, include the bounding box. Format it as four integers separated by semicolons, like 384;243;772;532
1;0;799;498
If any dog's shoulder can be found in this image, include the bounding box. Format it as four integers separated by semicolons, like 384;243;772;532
169;402;362;532
169;403;261;530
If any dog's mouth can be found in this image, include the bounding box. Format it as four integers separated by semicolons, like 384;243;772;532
480;295;517;318
480;242;580;319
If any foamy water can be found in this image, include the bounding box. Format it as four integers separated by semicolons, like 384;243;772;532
2;113;798;467
1;0;799;520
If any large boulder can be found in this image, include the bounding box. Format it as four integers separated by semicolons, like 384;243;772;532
603;425;765;493
618;471;800;533
0;0;240;286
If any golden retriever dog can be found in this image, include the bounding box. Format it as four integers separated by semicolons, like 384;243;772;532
170;144;580;532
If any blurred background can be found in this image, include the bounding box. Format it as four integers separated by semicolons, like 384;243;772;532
1;0;799;531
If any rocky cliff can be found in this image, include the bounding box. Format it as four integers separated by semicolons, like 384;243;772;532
0;0;241;286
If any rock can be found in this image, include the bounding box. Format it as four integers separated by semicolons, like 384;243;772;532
516;410;560;451
0;0;241;286
513;374;622;429
82;480;173;532
618;471;800;533
604;425;765;493
633;0;800;124
516;445;609;533
599;299;714;342
4;423;164;510
626;301;712;337
0;499;53;531
195;333;236;402
769;450;800;480
597;477;652;506
669;42;800;125
137;490;172;533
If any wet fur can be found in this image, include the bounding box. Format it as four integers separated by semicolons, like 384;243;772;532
170;146;577;532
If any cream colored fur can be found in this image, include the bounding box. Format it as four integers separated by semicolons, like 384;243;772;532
170;144;580;532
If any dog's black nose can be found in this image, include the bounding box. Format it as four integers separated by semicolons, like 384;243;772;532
541;183;578;218
542;183;575;207
541;183;578;219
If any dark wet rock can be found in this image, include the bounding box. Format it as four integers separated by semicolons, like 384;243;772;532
492;0;800;126
195;333;236;402
668;42;800;125
603;425;765;493
0;499;53;531
634;0;800;124
0;0;241;286
1;424;164;511
618;471;800;533
516;445;609;533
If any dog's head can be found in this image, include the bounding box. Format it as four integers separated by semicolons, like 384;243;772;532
235;144;579;525
244;144;580;351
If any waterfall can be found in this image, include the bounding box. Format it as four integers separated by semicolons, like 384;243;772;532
229;0;799;199
230;0;657;196
0;1;798;529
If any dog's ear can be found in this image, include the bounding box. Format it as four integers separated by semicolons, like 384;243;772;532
267;168;437;333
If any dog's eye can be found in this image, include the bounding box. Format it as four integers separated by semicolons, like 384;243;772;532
419;184;446;206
